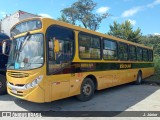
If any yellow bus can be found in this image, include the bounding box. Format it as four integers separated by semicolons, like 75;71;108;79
5;17;154;103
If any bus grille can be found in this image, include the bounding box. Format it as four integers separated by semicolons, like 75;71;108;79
8;72;29;78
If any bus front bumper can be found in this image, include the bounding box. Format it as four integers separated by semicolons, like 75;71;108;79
7;82;45;103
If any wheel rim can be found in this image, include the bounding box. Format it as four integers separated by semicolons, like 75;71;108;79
138;74;142;83
0;81;2;89
83;83;92;96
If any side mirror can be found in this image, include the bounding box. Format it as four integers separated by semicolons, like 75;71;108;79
2;41;7;55
54;39;60;53
2;40;11;56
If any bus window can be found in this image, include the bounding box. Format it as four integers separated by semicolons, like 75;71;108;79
129;45;136;61
46;26;74;74
137;47;143;61
79;33;101;59
118;43;128;61
143;49;149;61
103;39;117;60
148;50;153;61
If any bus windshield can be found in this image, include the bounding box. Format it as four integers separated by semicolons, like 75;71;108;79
7;33;44;70
10;20;42;37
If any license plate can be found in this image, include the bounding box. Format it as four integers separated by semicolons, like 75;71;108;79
11;89;17;94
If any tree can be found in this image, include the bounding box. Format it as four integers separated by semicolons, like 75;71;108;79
57;0;109;31
57;14;72;24
108;21;142;43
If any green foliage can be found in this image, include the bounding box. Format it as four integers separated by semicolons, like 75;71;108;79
60;7;78;25
57;0;109;31
145;56;160;82
108;21;142;43
57;14;72;24
154;56;160;72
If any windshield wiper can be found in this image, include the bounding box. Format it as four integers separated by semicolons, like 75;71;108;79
19;32;31;52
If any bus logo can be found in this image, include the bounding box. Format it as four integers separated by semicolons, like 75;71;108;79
120;64;132;69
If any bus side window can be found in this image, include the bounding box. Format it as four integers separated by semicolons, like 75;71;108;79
137;47;143;61
103;39;118;60
118;43;128;61
142;49;149;61
148;50;153;61
79;33;101;59
129;45;136;61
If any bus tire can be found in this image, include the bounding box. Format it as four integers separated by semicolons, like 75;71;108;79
0;75;7;95
76;78;95;102
135;71;142;85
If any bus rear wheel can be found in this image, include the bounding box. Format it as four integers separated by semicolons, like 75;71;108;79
135;71;142;85
76;78;95;102
0;75;7;95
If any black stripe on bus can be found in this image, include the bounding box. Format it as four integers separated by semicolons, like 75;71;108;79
51;62;154;75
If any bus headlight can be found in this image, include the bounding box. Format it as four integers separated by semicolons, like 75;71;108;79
25;75;43;89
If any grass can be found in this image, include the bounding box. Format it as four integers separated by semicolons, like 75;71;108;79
144;56;160;84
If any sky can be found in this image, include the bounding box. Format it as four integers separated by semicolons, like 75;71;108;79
0;0;160;35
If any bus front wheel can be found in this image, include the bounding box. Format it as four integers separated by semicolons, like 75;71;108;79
76;78;95;102
135;71;142;85
0;75;7;95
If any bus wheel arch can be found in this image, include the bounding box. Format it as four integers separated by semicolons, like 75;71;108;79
85;75;98;90
76;75;97;101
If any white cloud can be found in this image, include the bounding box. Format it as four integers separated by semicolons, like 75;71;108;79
154;33;160;36
0;11;6;18
38;13;53;18
122;7;142;17
96;7;110;14
128;19;136;26
122;0;160;18
147;0;160;8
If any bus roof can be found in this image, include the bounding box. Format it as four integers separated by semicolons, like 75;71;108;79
12;17;153;50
